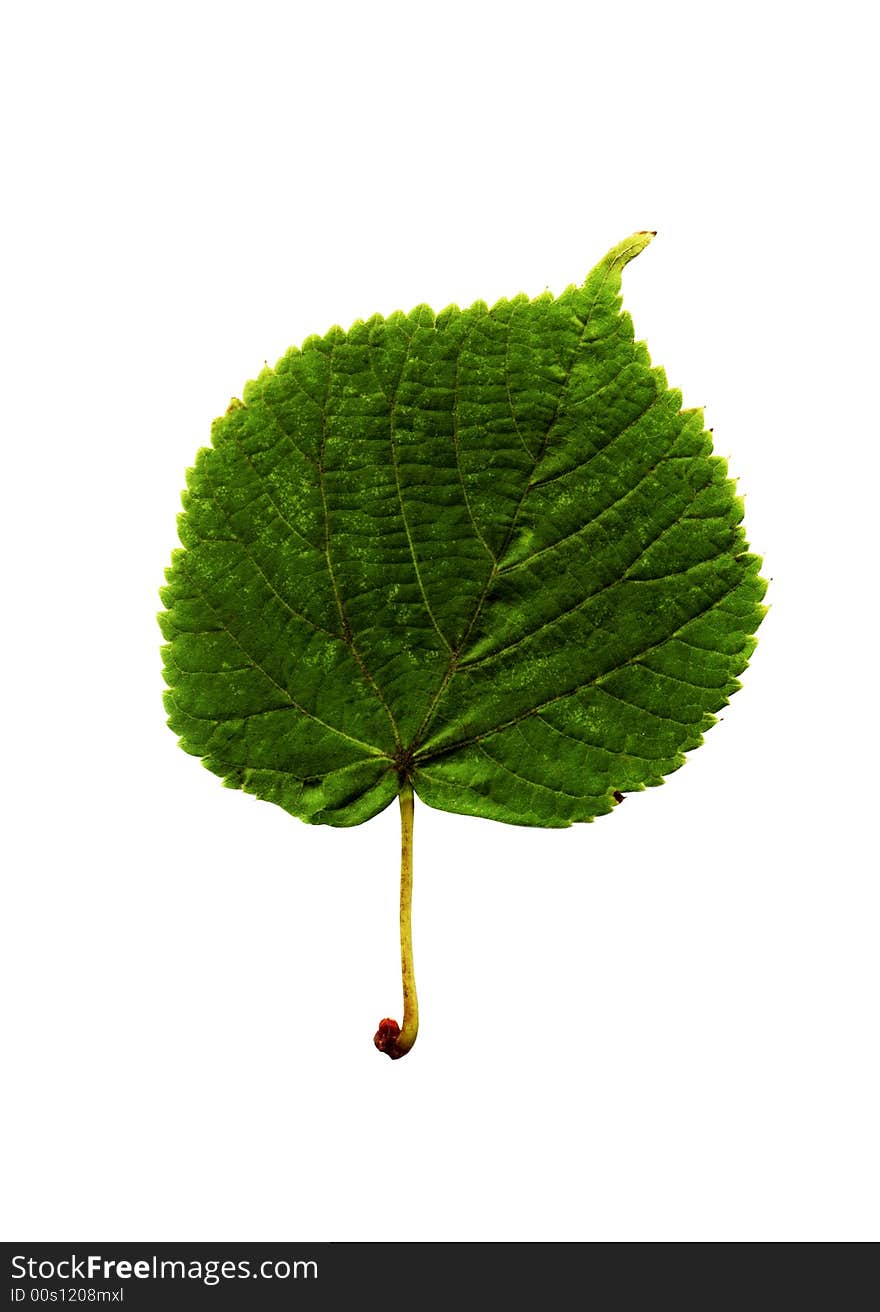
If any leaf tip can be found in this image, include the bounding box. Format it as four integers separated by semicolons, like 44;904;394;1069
594;231;657;283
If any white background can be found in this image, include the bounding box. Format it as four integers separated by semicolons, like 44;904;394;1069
2;0;877;1242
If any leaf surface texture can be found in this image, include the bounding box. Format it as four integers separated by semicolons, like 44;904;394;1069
160;234;766;827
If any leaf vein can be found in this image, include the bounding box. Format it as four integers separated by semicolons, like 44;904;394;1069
534;712;665;765
175;557;387;757
227;420;324;552
464;487;721;670
500;413;679;576
452;316;498;562
199;462;340;641
415;575;745;763
408;241;646;751
502;301;537;459
477;742;602;800
319;342;403;747
387;325;454;652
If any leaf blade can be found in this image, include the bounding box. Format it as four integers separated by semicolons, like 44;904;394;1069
161;233;766;827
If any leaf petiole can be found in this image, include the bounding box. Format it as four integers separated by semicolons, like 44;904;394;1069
374;781;418;1060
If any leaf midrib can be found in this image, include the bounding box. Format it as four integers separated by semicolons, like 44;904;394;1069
405;239;647;760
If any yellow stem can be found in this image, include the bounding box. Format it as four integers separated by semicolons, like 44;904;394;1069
397;782;418;1052
374;782;419;1059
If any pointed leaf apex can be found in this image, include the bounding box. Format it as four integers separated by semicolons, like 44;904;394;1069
609;230;655;264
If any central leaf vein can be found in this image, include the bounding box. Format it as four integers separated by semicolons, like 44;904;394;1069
407;242;646;754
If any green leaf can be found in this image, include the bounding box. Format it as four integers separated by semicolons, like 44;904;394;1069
160;232;766;831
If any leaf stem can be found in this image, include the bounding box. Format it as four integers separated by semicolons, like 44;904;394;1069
374;781;419;1060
